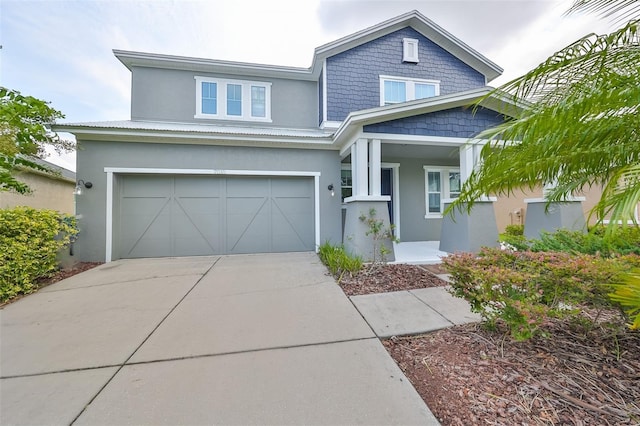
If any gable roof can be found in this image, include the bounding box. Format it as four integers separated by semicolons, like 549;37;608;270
332;87;524;147
115;10;502;82
312;10;503;82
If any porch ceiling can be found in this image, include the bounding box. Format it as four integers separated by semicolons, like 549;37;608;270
381;143;458;161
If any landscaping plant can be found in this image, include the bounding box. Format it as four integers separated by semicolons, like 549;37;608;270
609;269;640;329
443;247;637;340
358;207;398;266
317;241;362;282
0;206;78;301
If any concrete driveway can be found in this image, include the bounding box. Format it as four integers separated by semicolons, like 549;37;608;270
1;252;438;425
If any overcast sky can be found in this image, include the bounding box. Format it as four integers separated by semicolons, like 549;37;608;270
1;0;614;171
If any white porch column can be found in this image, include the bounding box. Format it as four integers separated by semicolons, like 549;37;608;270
354;138;369;197
459;143;483;184
369;139;382;196
459;144;474;184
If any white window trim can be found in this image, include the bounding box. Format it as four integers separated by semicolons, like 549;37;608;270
423;166;460;218
194;76;272;122
403;38;419;63
379;75;440;106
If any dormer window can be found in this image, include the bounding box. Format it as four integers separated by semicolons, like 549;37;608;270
380;75;440;106
195;76;272;122
403;38;419;63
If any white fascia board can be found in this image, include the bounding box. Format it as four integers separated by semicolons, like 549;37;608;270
63;128;337;150
320;121;342;130
332;88;524;149
333;88;491;147
114;49;316;81
310;11;503;81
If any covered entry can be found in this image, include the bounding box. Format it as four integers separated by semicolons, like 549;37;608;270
114;172;317;259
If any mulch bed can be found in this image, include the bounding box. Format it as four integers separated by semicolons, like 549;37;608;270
337;263;447;296
334;262;640;425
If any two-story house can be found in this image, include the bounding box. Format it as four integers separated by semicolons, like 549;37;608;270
59;10;528;262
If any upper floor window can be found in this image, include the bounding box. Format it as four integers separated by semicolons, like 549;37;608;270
380;75;440;106
403;38;419;63
423;166;460;217
195;76;272;122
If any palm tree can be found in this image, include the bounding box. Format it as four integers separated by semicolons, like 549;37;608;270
451;1;640;229
450;0;640;329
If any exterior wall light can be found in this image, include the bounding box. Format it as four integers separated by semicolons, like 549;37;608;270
327;184;335;197
74;180;93;196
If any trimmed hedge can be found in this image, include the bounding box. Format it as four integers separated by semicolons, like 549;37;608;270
0;207;78;301
443;247;640;340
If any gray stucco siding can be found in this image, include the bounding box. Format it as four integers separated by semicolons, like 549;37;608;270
131;67;319;128
382;157;455;242
363;107;505;138
74;140;342;262
325;27;486;121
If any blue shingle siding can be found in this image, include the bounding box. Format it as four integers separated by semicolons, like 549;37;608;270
326;27;486;121
363;107;505;138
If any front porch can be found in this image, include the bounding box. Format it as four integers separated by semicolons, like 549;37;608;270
390;241;448;264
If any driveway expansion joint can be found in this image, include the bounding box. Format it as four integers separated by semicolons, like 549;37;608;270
122;336;380;367
69;257;221;425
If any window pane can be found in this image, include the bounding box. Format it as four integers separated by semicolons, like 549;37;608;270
449;172;461;193
341;188;352;199
251;86;266;117
341;169;352;187
202;82;217;114
427;171;441;192
227;84;242;116
384;80;406;105
428;194;441;213
415;83;436;99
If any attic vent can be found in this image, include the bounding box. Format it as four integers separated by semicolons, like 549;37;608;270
403;38;419;63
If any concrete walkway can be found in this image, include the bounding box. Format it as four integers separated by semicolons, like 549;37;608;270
1;253;439;425
351;287;481;338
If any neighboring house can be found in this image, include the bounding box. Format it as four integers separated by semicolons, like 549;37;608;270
0;158;76;215
58;10;580;262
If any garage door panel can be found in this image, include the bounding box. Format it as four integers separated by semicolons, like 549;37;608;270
271;197;314;251
226;197;270;253
122;176;172;197
226;177;270;197
175;176;222;197
120;197;172;258
173;198;222;255
118;175;314;258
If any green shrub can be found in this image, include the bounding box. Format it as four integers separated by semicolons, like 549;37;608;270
318;241;363;282
443;248;634;340
504;224;524;236
0;207;78;301
609;270;640;330
500;227;640;257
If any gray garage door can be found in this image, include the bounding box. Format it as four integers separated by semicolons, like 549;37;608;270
118;175;315;258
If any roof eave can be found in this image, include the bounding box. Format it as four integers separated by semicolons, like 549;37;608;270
53;124;336;150
114;50;316;81
310;10;503;82
332;87;524;147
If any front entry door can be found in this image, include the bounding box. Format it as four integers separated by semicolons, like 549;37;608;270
381;168;393;224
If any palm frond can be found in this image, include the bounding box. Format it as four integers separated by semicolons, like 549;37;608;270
567;0;640;23
448;20;640;227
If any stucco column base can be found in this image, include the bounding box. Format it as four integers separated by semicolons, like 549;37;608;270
524;200;586;239
439;201;499;253
343;200;395;262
